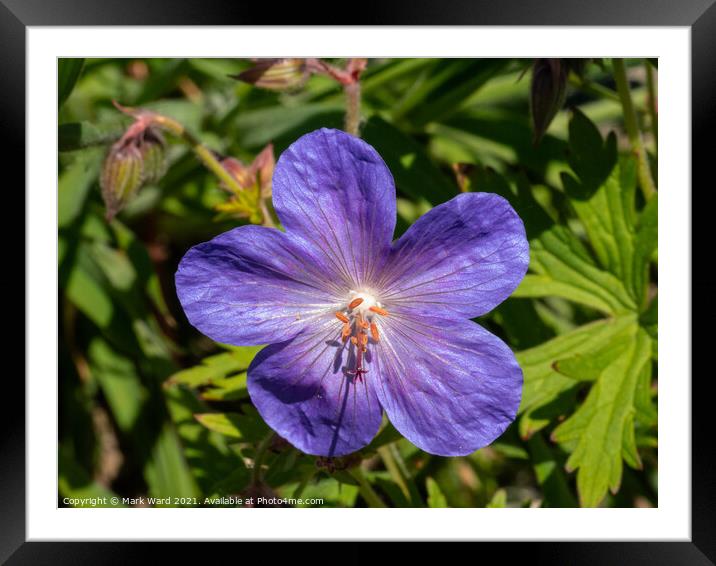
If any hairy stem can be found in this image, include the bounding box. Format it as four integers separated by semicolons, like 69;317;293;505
344;81;362;136
612;59;657;201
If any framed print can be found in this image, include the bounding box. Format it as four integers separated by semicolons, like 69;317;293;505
5;0;713;562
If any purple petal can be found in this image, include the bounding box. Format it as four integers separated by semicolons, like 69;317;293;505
271;128;396;288
176;225;344;346
372;314;522;456
247;327;383;456
377;192;528;319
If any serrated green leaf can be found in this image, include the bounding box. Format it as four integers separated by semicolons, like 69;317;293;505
514;225;636;314
551;327;652;507
563;110;654;308
517;315;636;438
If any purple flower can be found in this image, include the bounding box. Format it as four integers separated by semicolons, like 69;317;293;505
176;129;529;457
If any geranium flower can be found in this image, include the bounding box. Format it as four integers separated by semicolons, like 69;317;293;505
176;129;529;457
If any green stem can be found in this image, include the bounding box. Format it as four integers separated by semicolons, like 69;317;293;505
344;81;362;136
348;467;386;508
154;114;256;212
568;75;620;102
645;61;658;150
378;445;411;501
251;432;274;485
612;59;657;201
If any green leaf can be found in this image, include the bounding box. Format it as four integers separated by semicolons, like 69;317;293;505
565;108;618;190
199;372;248;401
426;477;449;508
392;59;507;127
513;225;636;314
563;109;654;307
164;385;248;495
486;488;507;508
59;447;125;507
144;421;201;505
517;315;637;438
58;150;103;228
194;411;270;443
87;338;146;432
230;103;344;150
59;120;128;152
551;327;652;507
362;116;457;205
633;195;658;308
58;58;85;108
527;434;577;507
166;347;261;388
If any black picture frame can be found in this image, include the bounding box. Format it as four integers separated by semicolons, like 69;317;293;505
6;0;712;562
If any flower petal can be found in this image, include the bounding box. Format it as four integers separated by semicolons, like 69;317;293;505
379;192;529;319
247;327;383;456
372;315;522;456
176;225;343;346
271;128;396;287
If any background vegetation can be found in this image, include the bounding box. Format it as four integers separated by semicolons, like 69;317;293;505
58;57;658;508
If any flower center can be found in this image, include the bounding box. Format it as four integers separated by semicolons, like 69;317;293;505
334;289;389;380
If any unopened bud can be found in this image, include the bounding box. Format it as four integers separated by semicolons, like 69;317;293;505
101;143;143;220
232;59;309;91
139;130;168;184
530;59;568;145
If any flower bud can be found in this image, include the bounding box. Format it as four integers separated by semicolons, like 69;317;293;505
232;59;309;91
530;58;568;145
100;143;143;220
139;130;168;184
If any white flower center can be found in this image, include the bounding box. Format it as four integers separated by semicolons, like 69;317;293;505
347;289;381;317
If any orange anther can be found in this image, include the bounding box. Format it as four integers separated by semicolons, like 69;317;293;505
350;336;358;346
369;306;388;316
335;312;349;323
359;319;369;329
360;333;368;346
370;322;380;342
341;323;352;338
348;297;364;309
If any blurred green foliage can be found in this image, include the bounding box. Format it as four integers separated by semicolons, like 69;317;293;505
58;58;657;509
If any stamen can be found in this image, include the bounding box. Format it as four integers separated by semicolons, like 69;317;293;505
335;312;349;323
350;336;358;346
370;322;379;342
348;297;364;309
358;319;369;329
369;306;389;316
341;323;352;339
360;333;368;347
